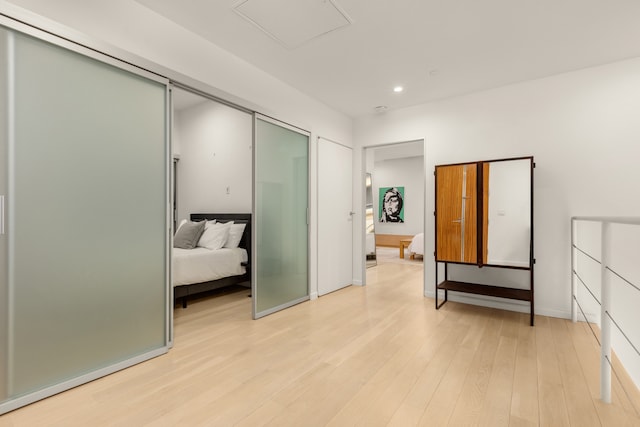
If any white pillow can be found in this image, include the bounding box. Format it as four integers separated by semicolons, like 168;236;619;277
197;221;230;250
224;222;247;249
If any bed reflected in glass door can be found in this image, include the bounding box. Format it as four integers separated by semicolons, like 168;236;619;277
365;173;377;268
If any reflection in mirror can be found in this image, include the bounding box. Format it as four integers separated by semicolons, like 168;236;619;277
365;173;377;267
483;158;532;267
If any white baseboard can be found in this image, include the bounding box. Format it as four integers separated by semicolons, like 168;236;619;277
310;291;318;300
573;311;599;324
352;279;363;286
424;289;571;320
536;307;572;320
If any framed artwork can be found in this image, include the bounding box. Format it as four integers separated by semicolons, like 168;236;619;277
379;186;404;222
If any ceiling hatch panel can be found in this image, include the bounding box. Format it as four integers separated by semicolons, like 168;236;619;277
233;0;352;49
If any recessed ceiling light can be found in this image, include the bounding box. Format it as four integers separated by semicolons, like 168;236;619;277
393;86;404;93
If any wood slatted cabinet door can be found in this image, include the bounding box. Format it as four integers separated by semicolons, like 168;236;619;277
436;163;478;264
463;163;478;263
436;165;463;262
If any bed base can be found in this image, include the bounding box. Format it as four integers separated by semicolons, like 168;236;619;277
174;272;250;308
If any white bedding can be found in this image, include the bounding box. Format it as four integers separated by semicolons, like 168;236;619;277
173;247;248;287
408;233;424;256
366;233;376;254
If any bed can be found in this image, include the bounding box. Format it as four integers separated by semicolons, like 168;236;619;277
173;213;251;308
365;233;376;259
408;232;424;259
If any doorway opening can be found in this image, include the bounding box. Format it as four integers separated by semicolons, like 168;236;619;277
170;86;253;319
171;88;312;322
362;140;425;291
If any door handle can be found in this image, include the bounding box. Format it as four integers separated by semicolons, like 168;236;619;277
349;211;355;216
452;218;462;223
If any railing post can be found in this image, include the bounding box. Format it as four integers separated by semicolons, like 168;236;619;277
600;221;612;403
571;218;577;322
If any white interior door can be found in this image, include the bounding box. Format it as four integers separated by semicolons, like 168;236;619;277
318;138;353;296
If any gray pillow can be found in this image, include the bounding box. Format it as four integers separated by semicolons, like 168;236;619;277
173;220;205;249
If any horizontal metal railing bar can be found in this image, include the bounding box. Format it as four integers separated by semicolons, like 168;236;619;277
605;267;640;294
574;270;602;305
572;216;640;225
572;245;602;265
605;310;640;359
574;295;601;346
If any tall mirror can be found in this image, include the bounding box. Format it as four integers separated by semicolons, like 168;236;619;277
482;158;532;267
365;173;377;267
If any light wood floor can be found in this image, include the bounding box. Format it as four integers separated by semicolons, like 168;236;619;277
1;263;639;426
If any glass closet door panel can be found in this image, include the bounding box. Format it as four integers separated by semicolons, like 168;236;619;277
254;117;308;318
4;28;167;400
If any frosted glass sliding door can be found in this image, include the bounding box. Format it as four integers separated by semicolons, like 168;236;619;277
0;23;169;413
253;116;309;318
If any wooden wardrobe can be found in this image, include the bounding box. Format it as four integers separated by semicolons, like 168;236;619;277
434;157;535;325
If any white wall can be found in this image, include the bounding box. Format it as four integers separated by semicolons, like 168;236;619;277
354;57;640;319
2;0;354;299
174;99;252;222
372;156;424;236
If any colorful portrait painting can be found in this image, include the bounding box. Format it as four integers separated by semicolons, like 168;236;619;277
379;187;404;222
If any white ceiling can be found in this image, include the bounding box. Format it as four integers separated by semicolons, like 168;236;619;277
136;0;640;118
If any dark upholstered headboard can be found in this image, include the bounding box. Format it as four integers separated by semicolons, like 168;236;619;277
190;213;251;264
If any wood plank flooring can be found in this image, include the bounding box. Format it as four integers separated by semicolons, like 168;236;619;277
1;263;639;426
